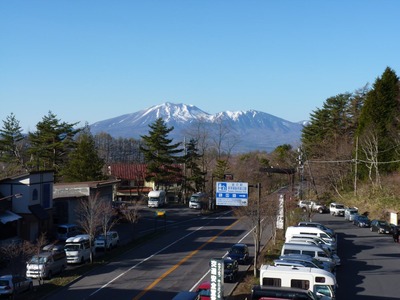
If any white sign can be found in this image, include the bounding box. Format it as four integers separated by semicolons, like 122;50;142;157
216;182;248;206
276;194;285;229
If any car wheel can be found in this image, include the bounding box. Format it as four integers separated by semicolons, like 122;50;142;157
318;208;323;214
28;282;33;291
60;265;65;274
47;270;53;280
81;256;85;264
370;227;373;231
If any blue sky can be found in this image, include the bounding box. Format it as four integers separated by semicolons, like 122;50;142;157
1;1;400;133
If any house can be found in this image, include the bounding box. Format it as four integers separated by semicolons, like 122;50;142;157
53;179;121;225
0;171;53;243
108;163;183;203
108;164;152;201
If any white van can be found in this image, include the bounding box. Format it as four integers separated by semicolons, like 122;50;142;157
188;192;207;209
288;235;337;253
259;264;336;299
148;190;166;208
281;243;340;267
64;234;92;264
285;226;336;246
26;245;67;279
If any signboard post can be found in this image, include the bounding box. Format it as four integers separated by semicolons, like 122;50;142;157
216;182;248;207
210;258;224;300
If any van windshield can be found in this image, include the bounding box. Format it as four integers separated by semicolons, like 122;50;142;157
29;256;47;264
190;196;200;202
65;244;81;251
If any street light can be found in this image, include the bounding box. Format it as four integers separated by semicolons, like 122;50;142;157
0;193;22;201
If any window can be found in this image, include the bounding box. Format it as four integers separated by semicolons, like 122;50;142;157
262;277;281;287
302;250;315;257
291;279;309;290
315;276;326;283
284;249;301;255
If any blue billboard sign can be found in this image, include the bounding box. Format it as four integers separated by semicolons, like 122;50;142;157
216;182;248;206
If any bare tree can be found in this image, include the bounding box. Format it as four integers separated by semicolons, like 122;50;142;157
98;201;119;252
76;192;104;263
120;202;141;240
359;127;381;189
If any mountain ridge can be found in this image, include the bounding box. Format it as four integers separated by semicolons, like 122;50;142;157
89;102;304;153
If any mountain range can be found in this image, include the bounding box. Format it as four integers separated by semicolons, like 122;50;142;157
89;102;305;153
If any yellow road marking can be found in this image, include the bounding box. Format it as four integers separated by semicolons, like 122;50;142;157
132;218;241;300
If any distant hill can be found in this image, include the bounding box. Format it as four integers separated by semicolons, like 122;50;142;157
89;102;304;153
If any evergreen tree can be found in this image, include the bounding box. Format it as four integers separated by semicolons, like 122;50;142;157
61;126;106;182
27;111;80;180
0;113;27;176
184;138;206;193
356;67;400;173
213;159;229;181
140;118;183;189
302;93;354;158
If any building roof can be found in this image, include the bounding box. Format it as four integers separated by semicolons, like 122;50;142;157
108;164;147;180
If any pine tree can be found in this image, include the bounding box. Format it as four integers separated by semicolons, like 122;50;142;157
140;118;183;189
27;111;80;180
184;138;206;193
0;113;27;176
61;126;106;182
357;67;400;173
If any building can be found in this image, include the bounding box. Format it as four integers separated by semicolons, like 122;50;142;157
53;179;121;225
0;171;53;243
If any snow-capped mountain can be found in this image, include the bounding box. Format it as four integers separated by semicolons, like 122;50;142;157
89;102;304;152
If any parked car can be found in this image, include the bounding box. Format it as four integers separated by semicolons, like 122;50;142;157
370;219;392;234
329;203;345;216
344;207;358;221
0;275;33;298
94;231;120;250
227;243;249;264
297;200;329;214
172;291;200;300
353;215;371;227
251;285;324;300
297;221;335;236
196;281;210;300
26;247;67;279
223;257;239;282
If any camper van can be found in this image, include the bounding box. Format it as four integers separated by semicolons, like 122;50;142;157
259;265;336;299
148;190;166;208
281;243;340;267
64;234;92;264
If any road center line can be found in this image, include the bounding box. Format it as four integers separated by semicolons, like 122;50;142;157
132;218;241;300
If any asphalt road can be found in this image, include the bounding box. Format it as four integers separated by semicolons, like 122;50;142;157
313;212;400;300
42;207;263;300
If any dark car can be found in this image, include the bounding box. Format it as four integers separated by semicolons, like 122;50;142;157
227;243;249;264
223;258;239;282
353;215;371;228
370;219;392;234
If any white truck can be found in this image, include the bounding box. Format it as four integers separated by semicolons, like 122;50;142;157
64;234;92;264
148;190;166;208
